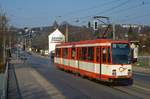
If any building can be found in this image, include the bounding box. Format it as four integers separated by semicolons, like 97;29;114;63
48;28;65;58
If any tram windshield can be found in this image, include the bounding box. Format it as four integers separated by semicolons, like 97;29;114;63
112;43;131;64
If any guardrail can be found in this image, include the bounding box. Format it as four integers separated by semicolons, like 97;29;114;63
0;62;8;99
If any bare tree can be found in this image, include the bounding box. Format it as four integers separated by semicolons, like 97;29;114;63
0;9;9;72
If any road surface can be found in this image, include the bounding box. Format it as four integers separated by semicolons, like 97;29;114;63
8;52;150;99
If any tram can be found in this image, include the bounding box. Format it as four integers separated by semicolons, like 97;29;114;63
54;39;133;84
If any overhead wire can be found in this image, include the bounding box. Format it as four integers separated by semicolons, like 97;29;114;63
61;0;149;26
119;12;150;23
110;1;150;24
105;1;150;16
94;0;131;15
62;0;118;17
73;0;131;21
62;0;122;22
78;0;150;26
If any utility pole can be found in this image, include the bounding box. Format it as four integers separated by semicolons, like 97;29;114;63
8;31;11;58
29;30;32;51
2;19;6;64
112;23;116;40
3;33;6;64
8;26;12;56
65;24;68;42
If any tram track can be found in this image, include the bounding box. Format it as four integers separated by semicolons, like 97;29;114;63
63;68;150;99
51;65;150;99
133;82;150;92
54;68;150;99
111;86;140;98
111;83;150;99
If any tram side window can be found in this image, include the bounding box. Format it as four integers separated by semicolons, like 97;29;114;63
102;48;107;63
56;48;60;57
62;48;68;58
108;47;111;63
71;48;75;59
81;47;87;60
102;47;111;64
87;47;94;61
96;48;101;62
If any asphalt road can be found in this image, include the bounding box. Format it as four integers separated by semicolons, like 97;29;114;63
22;52;150;99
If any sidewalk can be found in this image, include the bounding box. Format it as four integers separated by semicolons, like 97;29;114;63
0;74;4;98
7;54;65;99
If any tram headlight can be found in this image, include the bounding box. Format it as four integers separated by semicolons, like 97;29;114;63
128;69;132;76
112;69;116;76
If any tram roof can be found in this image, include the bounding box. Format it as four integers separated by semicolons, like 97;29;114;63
56;39;129;47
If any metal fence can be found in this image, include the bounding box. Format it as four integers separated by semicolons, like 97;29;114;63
137;56;150;68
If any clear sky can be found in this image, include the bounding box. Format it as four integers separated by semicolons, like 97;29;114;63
0;0;150;27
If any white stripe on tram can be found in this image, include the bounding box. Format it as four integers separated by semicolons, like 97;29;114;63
56;43;111;48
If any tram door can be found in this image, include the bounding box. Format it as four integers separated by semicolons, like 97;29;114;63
96;47;102;78
96;46;111;79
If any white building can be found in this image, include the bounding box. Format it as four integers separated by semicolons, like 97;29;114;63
48;28;65;57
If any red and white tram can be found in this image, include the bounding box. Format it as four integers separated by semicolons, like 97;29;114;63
54;39;133;84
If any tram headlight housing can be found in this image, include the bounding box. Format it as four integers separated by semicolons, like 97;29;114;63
112;69;116;76
128;69;132;76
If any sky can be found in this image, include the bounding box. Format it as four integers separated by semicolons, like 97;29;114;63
0;0;150;27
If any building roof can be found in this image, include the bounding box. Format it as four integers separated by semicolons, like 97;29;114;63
48;28;65;37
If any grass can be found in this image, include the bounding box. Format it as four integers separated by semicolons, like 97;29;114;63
134;58;150;68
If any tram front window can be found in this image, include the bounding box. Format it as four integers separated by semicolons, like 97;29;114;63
112;43;131;64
